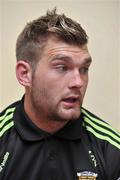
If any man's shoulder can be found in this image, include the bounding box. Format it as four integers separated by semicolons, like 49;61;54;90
0;100;20;138
0;100;20;116
81;107;120;150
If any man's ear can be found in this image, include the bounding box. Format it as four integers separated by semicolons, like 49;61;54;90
16;61;32;87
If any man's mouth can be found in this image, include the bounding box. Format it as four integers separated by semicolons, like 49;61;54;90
62;96;80;108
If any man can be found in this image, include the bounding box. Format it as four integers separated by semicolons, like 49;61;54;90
0;8;120;180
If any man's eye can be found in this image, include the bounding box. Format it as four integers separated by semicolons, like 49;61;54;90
79;67;89;74
56;65;68;72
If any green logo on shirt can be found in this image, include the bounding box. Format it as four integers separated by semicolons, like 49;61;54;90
0;152;10;172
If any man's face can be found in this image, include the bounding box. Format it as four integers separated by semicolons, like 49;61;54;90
30;37;92;122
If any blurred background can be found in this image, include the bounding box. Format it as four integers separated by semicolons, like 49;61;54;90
0;0;120;130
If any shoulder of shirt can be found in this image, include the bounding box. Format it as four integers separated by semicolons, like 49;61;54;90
81;107;120;150
0;100;20;138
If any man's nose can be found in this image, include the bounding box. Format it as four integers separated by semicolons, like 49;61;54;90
68;70;84;89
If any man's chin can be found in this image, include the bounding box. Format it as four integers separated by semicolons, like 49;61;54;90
58;109;81;122
48;107;81;122
65;113;81;121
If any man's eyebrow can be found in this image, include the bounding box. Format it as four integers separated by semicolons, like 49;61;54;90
84;57;92;64
51;54;73;62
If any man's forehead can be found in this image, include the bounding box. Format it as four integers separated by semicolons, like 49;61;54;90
44;36;89;53
47;46;89;53
45;44;89;57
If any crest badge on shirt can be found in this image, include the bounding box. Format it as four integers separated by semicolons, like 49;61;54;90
77;171;98;180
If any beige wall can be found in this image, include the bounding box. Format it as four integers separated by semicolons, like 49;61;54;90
118;0;120;129
0;0;2;110
0;0;120;130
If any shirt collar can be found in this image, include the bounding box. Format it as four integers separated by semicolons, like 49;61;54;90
14;99;83;141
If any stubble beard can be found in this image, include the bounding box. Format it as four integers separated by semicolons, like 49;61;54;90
31;90;81;123
30;79;83;123
47;101;82;122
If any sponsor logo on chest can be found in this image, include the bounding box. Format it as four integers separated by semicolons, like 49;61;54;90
77;171;98;180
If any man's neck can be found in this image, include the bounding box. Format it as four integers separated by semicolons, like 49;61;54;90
24;96;68;133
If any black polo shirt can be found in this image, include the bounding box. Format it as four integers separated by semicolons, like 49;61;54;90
0;99;120;180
